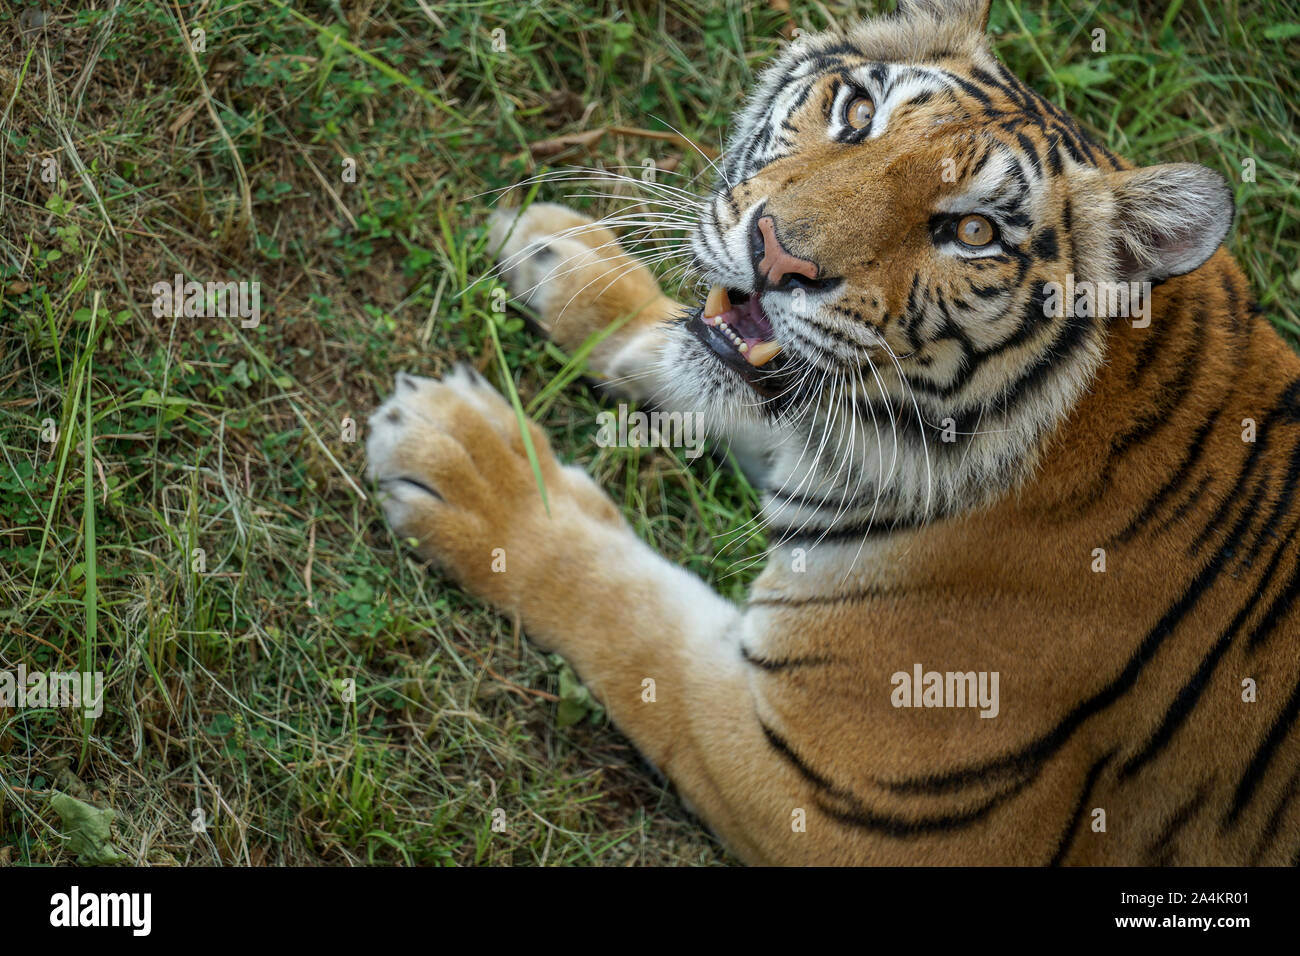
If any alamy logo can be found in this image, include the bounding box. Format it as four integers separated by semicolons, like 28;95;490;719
1042;274;1152;328
0;667;103;718
594;403;705;460
151;273;261;328
890;663;1000;718
49;886;151;936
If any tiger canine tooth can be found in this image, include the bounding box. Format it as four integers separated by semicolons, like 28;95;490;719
704;285;731;318
746;340;782;367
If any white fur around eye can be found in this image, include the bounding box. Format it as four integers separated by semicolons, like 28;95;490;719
826;65;950;142
828;69;891;140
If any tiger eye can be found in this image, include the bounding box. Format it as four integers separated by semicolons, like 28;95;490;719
845;95;875;130
957;214;994;247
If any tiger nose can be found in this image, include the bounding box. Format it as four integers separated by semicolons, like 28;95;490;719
753;215;820;290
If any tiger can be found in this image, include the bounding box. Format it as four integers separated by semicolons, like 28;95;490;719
364;0;1300;865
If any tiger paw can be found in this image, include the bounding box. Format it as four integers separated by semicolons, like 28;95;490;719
487;203;676;372
365;364;620;610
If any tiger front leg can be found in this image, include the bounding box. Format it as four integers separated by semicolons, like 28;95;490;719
364;365;821;863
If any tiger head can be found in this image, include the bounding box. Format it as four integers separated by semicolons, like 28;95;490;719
664;0;1234;521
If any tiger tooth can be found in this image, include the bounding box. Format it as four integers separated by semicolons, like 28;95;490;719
704;285;731;318
746;340;782;367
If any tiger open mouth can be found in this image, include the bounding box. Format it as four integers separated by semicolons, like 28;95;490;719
686;285;786;396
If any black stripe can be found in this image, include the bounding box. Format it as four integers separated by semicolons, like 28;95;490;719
1189;378;1300;554
749;588;882;609
1151;471;1214;538
765;473;908;517
741;645;834;672
1129;285;1179;387
969;282;1007;299
1030;227;1057;261
762;722;1033;837
976;307;1091;413
1227;676;1300;825
1112;409;1221;545
1046;133;1063;175
947;73;994;109
1120;599;1254;780
817;776;1031;838
802;311;883;352
1056;128;1090;166
700;201;730;263
1244;433;1300;566
775;511;929;546
1014;131;1042;179
1124;493;1299;779
1144;784;1210;865
885;476;1271;797
785;78;816;116
971;65;1034;115
1249;766;1300;864
762;722;839;792
1106;306;1207;464
1048;751;1115;866
904;283;1079;402
1246;550;1300;651
781;323;855;370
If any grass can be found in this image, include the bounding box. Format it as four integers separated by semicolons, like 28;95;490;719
0;0;1296;866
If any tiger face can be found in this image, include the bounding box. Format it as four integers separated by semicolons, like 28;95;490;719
665;0;1233;519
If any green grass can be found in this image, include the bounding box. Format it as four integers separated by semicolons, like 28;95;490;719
1;0;1297;866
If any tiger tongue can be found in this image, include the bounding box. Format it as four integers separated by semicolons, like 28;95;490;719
733;295;775;340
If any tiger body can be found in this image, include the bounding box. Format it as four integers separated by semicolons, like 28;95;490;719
746;252;1300;864
366;0;1300;864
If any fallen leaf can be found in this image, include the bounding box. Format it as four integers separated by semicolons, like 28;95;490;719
607;125;720;160
553;656;604;728
529;128;607;159
50;792;129;865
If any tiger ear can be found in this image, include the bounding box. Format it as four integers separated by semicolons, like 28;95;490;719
1105;163;1235;282
894;0;991;32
